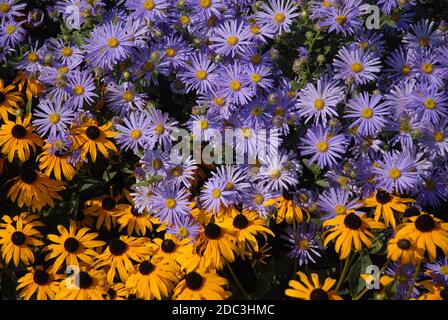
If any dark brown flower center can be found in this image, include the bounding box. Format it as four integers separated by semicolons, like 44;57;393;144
109;239;127;256
403;207;420;218
375;190;391;204
344;213;362;230
0;92;5;104
33;269;50;285
185;271;203;290
86;125;101;140
138;261;155;275
20;167;38;184
11;231;26;245
440;288;448;300
233;214;249;229
282;189;294;200
131;207;141;216
64;237;80;252
415;214;435;232
161;239;176;253
397;239;411;250
310;288;329;300
101;197;116;211
11;124;27;139
77;271;93;289
204;222;221;239
108;288;117;299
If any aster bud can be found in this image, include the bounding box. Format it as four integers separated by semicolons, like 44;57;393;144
192;38;201;47
300;9;308;18
191;105;201;115
328;118;339;128
122;71;131;81
150;51;161;62
317;54;325;64
270;49;280;60
372;89;381;95
154;29;164;38
292;59;303;75
305;31;314;40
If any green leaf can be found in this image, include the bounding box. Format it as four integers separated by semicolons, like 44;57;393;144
316;179;330;187
71;31;85;46
25;99;32;114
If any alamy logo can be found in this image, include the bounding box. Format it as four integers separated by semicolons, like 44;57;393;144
65;5;81;29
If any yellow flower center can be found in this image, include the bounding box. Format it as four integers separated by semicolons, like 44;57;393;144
155;123;165;135
28;52;38;63
250;25;260;34
314;98;325;110
177;226;188;238
165;198;177;209
251;54;262;65
422;63;433;74
401;65;410;75
226;36;238;46
424;98;436;109
171;166;183;177
439;266;448;275
241;128;251;138
152;159;163;169
179;15;190;25
0;3;11;13
199;0;212;8
107;37;119;48
214;97;225;106
322;0;331;8
273;107;284;117
60;47;73;57
196;70;207;80
165;48;176;57
49;112;60;124
5;25;16;35
144;61;155;71
419;37;430;47
351;62;364;73
335;15;347;25
334;204;347;215
433;131;445;142
253;193;264;205
54;140;65;150
122;91;134;102
298;239;310;250
270;169;281;179
388;168;401;179
274;12;285;24
358;41;369;50
211;188;221;198
73;85;84;96
58;66;69;74
225;182;234;191
337;176;349;186
316;141;329;152
199;119;209;130
250;73;262;83
143;0;155;10
251;106;262;116
361;107;374;119
130;129;142;140
229;80;241;91
207;16;217;27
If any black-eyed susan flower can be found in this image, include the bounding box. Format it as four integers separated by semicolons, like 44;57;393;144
0;114;42;162
105;282;130;300
71;118;117;162
16;266;62;300
0;213;44;266
172;270;231;300
0;78;23;121
44;221;105;272
7;166;65;211
56;265;107;300
418;281;448;300
221;209;274;256
94;235;153;283
395;213;448;262
245;243;272;268
264;190;308;224
116;204;155;236
13;71;44;101
387;234;424;265
323;213;385;260
197;221;237;270
285;272;342;300
83;195;126;231
363;190;414;229
126;258;178;300
152;233;194;269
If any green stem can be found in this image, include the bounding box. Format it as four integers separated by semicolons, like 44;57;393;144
405;263;420;300
353;287;369;300
335;252;353;292
226;261;248;299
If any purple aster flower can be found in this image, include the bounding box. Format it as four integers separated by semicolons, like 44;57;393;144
256;151;300;191
178;53;218;94
126;0;169;22
38;66;71;105
385;262;420;300
185;0;225;19
410;48;444;88
212;165;251;204
159;34;193;70
131;185;156;213
255;0;299;35
403;19;444;49
318;188;362;219
243;63;274;92
152;183;191;226
141;149;171;178
425;257;448;285
0;19;26;48
416;168;448;208
166;153;198;188
409;83;448;124
200;176;233;213
319;0;367;36
242;183;277;218
32;99;75;137
131;46;170;86
385;78;416;117
345;92;389;137
83;21;134;70
209;19;253;58
147;107;178;150
420;120;448;158
65;70;97;109
387;114;419;150
280;222;322;266
384;46;413;83
197;90;235;119
295;77;344;125
27;8;45;27
246;16;275;44
0;0;25;20
438;46;448;79
372;151;419;194
188;113;220;142
217;62;254;106
333;47;381;85
16;42;42;73
300;125;347;169
49;38;84;67
106;82;147;117
166;214;201;242
47;132;72;156
238;97;271;130
116;111;154;153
